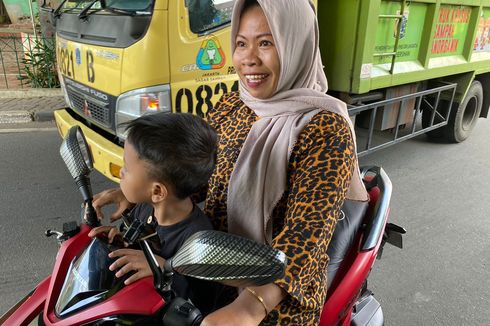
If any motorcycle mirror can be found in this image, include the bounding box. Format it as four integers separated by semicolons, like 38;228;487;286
60;126;99;226
60;126;93;178
165;230;287;287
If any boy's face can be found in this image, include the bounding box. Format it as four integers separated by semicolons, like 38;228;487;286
120;141;153;204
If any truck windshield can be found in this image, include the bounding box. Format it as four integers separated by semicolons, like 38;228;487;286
61;0;153;13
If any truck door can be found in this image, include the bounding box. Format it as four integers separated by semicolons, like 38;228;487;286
168;0;238;118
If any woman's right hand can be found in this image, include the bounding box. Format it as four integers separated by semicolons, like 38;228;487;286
92;188;134;222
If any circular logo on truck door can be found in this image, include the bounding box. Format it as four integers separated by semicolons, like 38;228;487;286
196;37;226;70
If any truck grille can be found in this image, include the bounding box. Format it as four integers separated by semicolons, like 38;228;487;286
66;87;112;129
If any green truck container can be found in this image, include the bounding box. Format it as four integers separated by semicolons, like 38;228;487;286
319;0;490;154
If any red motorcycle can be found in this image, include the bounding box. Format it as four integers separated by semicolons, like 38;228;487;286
0;126;404;326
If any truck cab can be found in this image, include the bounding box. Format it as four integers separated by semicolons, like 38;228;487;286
54;0;238;182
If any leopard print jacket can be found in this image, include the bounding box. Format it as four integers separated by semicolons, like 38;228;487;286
204;92;355;325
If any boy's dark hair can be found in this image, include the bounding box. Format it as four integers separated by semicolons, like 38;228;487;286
124;112;217;199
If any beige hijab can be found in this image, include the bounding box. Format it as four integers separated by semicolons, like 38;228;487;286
227;0;368;245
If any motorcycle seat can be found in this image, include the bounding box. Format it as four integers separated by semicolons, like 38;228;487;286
327;199;369;288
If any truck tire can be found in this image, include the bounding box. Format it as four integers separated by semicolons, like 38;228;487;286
444;81;483;143
422;81;483;142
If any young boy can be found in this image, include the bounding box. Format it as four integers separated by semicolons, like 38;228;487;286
88;112;218;314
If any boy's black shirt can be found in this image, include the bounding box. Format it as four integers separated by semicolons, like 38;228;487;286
129;203;219;315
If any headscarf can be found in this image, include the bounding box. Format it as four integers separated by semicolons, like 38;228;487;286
227;0;369;244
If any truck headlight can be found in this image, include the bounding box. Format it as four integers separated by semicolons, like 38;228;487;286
115;85;172;139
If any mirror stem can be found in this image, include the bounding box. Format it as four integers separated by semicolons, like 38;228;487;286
84;200;100;227
75;176;93;201
140;240;173;302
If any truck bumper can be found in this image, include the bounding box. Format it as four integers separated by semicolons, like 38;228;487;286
54;109;123;183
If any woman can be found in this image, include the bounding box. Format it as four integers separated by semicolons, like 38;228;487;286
94;0;368;324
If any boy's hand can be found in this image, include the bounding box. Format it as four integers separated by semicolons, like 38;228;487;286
109;249;166;285
88;225;124;245
93;187;134;222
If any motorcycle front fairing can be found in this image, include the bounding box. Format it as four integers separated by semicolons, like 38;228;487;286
2;224;165;326
55;235;124;317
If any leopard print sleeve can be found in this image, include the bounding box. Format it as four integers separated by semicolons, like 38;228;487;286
206;91;239;133
268;112;355;324
193;92;239;204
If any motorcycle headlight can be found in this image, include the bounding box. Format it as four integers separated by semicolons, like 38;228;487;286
115;85;172;140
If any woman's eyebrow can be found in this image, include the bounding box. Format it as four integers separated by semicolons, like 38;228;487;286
236;33;273;40
256;33;273;38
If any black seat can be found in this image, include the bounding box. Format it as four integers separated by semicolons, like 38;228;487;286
327;199;369;288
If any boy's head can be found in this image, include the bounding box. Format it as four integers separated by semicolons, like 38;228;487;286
119;112;217;204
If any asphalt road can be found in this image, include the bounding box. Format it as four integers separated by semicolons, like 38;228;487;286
0;120;489;325
0;123;116;316
359;118;490;325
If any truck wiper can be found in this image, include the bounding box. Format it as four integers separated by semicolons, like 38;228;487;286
53;0;69;19
83;6;140;19
78;0;101;20
79;1;145;19
104;7;149;16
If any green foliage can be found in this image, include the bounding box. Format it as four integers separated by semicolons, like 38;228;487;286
20;36;60;88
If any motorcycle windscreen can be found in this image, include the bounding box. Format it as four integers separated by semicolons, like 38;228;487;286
55;238;122;317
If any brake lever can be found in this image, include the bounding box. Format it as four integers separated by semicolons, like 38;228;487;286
45;229;63;239
45;221;80;244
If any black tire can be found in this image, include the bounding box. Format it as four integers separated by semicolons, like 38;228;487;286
444;81;483;143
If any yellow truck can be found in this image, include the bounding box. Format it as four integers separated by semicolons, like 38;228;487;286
50;0;238;181
47;0;490;182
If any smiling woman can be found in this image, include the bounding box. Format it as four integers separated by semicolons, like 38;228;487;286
232;3;279;99
89;0;368;324
200;0;368;325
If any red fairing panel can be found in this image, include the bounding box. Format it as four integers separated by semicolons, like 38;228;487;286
319;187;387;326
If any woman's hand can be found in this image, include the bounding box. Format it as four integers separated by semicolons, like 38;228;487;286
201;283;286;326
108;249;165;285
93;188;134;222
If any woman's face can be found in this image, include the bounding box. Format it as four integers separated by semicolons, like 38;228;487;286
233;4;280;100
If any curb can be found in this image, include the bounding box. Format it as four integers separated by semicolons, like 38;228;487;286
0;110;56;124
0;111;33;124
0;89;64;123
0;89;63;99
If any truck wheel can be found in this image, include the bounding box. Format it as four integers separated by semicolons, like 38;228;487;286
444;81;483;143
